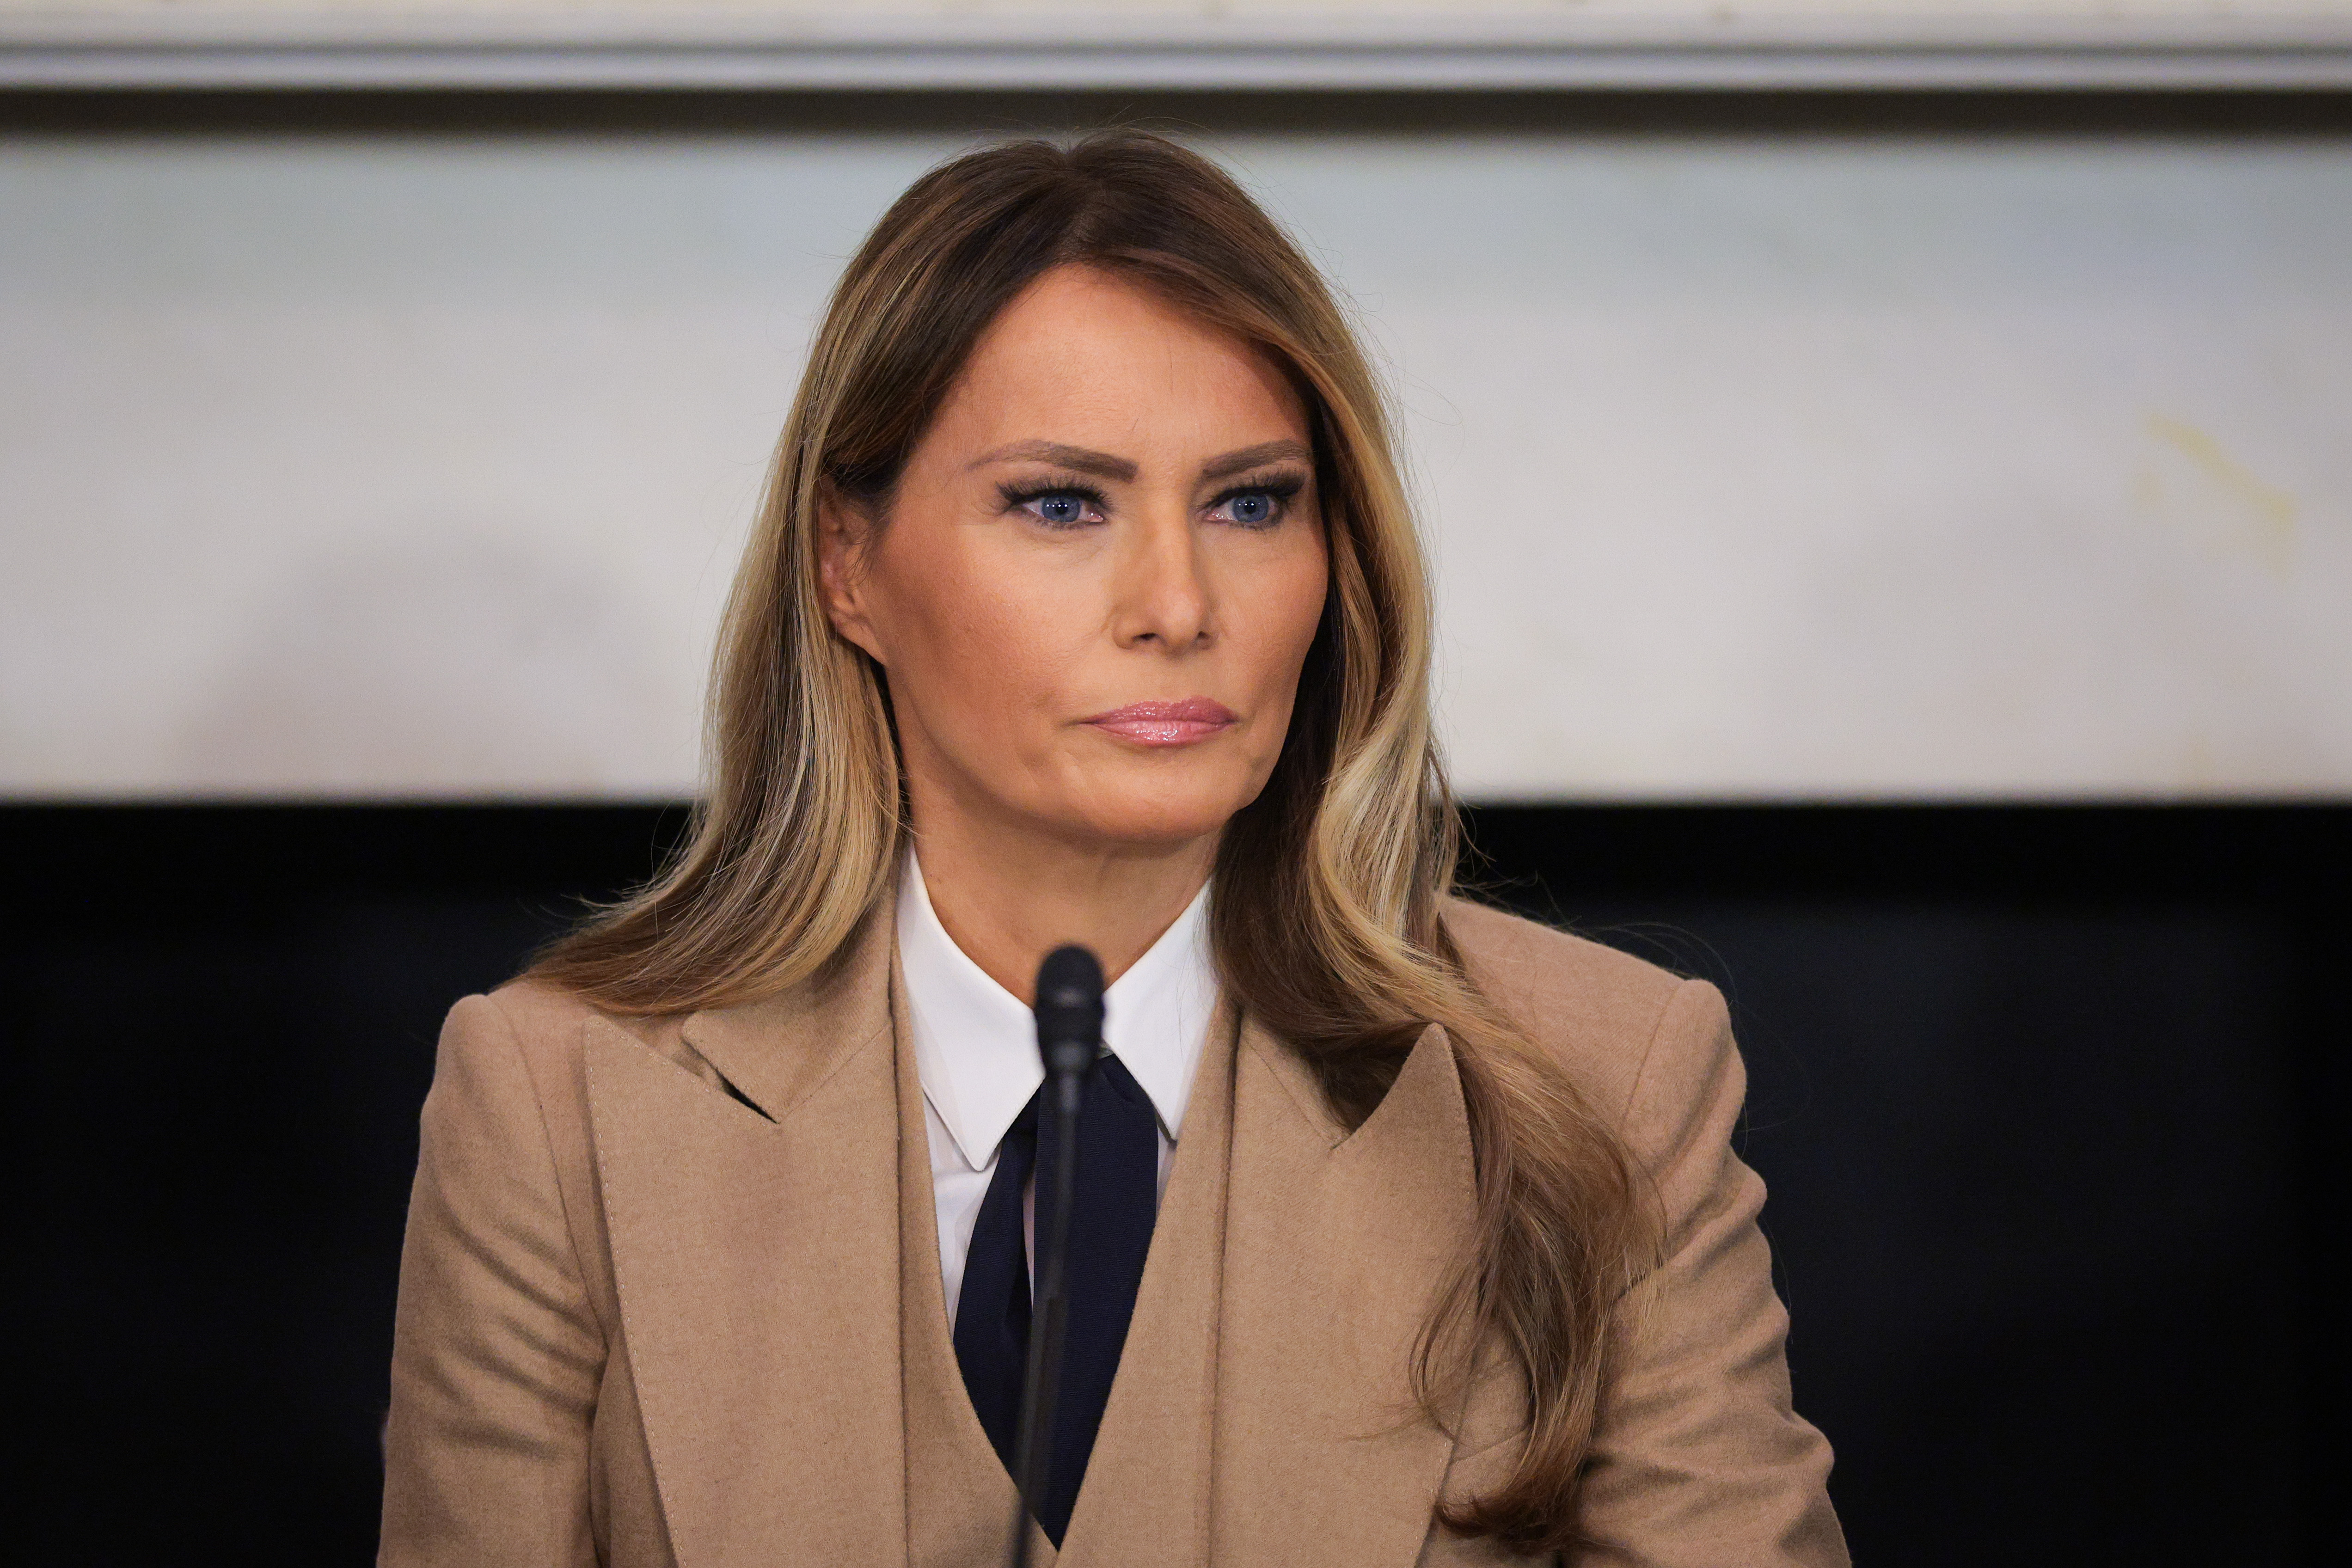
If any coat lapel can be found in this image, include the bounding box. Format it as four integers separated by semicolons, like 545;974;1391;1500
1212;1018;1478;1566
892;952;1041;1568
1055;998;1239;1568
585;913;906;1568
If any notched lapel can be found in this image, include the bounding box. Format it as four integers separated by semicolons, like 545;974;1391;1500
586;915;907;1568
673;915;892;1124
1215;1020;1478;1567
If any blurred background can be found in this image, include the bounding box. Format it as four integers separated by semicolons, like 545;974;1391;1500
4;2;2348;1562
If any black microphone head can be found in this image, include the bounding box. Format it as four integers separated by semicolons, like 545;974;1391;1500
1034;944;1105;1078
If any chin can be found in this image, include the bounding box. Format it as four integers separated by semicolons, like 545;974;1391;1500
1029;749;1270;849
1062;779;1250;848
1072;803;1237;847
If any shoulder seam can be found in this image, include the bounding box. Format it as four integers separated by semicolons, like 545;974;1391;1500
1616;975;1699;1133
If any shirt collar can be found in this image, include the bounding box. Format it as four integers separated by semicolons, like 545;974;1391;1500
898;851;1217;1175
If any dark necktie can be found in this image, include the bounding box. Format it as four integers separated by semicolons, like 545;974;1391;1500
952;1051;1160;1545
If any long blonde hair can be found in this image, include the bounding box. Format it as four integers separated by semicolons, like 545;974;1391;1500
535;129;1651;1551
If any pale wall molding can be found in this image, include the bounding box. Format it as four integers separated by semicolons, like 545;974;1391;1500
5;5;2352;90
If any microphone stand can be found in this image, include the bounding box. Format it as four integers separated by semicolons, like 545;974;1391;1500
1010;945;1104;1568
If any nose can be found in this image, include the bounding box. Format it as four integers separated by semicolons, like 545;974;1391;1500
1109;505;1213;653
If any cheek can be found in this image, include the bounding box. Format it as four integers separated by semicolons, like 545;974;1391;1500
1239;543;1331;702
875;534;1081;729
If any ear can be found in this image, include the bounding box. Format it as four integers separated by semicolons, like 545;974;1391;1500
816;493;888;666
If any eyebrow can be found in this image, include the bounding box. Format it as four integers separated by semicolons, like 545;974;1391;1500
970;437;1313;485
969;441;1138;482
1200;439;1313;482
1204;442;1317;484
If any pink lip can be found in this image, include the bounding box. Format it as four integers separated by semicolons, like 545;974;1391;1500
1082;698;1239;747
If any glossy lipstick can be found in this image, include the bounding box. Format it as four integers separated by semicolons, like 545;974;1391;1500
1083;698;1237;747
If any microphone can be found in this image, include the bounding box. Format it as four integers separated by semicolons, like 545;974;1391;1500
1008;944;1104;1568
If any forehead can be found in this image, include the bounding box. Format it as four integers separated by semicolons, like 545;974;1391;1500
929;265;1309;453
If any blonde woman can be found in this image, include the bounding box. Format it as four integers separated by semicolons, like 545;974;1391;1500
379;131;1845;1567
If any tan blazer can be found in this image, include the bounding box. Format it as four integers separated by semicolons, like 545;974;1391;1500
379;895;1846;1567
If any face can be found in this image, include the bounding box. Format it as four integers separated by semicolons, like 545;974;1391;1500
821;264;1330;854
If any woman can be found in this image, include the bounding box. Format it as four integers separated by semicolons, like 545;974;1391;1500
379;130;1845;1567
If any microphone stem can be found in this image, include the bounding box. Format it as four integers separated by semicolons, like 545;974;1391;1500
1009;1064;1084;1568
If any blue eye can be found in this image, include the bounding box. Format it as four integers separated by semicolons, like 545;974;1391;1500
1009;487;1103;528
1213;488;1287;528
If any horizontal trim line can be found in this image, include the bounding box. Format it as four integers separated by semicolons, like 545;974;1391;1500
7;18;2352;92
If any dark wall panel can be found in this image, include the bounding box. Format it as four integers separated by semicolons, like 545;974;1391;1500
5;804;2340;1563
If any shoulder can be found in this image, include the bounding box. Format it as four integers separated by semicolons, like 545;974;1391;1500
1441;896;1736;1148
433;977;695;1130
420;979;707;1262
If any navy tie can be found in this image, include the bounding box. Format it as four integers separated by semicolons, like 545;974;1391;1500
952;1052;1160;1545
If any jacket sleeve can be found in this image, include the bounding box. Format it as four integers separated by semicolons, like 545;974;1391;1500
1572;979;1849;1568
380;994;604;1568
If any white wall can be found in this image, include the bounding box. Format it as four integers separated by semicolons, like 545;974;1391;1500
2;127;2347;800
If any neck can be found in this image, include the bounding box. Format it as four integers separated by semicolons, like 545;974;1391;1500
911;808;1215;1005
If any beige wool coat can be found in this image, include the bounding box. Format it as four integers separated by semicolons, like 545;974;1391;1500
378;894;1847;1567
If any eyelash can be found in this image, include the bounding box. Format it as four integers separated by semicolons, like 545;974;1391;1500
998;477;1110;529
997;472;1306;531
1213;474;1306;529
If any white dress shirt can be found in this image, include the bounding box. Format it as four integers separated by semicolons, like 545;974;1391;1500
897;852;1219;1329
